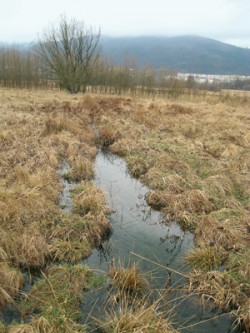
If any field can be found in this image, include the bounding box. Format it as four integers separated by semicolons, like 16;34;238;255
0;87;249;332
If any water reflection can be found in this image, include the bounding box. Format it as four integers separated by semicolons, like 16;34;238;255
58;161;75;213
83;151;236;333
86;151;193;284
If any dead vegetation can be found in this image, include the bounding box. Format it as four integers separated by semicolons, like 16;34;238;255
0;263;24;308
97;261;177;333
0;89;112;331
91;91;249;331
98;296;178;333
185;246;227;271
0;88;249;331
66;156;94;182
188;270;242;311
108;261;150;297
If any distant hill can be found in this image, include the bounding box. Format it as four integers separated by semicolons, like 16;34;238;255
100;35;250;75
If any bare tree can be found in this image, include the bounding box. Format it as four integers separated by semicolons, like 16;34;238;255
35;16;100;93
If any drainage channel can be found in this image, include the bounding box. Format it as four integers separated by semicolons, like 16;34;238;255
82;151;235;333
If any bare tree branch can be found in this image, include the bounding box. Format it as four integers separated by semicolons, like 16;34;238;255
35;16;100;93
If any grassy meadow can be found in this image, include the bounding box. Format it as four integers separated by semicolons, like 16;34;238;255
0;87;249;332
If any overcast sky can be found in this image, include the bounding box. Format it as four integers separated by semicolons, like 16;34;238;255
0;0;249;47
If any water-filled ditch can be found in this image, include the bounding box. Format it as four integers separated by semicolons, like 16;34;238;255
0;151;237;332
83;150;236;333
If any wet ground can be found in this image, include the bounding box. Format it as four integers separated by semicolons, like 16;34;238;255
82;151;236;333
0;151;237;332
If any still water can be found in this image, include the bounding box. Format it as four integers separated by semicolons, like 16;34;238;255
0;152;236;332
83;151;235;333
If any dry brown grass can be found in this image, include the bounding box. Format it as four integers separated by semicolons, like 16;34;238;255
147;189;213;216
0;88;113;331
98;296;178;333
108;261;150;296
126;156;150;177
168;103;195;115
90;90;249;329
0;87;249;331
188;270;242;310
72;181;108;216
233;298;250;333
0;263;24;307
48;239;91;263
0;88;110;259
185;246;227;271
0;225;49;268
0;168;60;227
6;318;87;333
7;324;36;333
194;214;244;250
43;115;69;135
66;156;94;181
46;213;111;263
16;226;49;267
97;125;120;147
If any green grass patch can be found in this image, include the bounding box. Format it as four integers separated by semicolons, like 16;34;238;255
21;264;102;332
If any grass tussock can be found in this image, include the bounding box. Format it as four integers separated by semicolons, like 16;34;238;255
0;88;249;330
187;248;250;330
97;126;119;147
43;115;69;135
49;239;91;263
1;167;60;226
185;246;227;271
0;263;24;307
108;261;150;296
188;270;244;311
0;89;114;331
72;182;107;216
233;298;250;333
46;212;111;263
17;226;49;267
0;225;49;268
126;156;149;177
110;138;131;157
99;262;180;333
147;189;213;214
203;175;233;203
81;93;100;113
21;264;97;331
169;103;195;115
133;107;158;128
227;249;250;283
66;156;94;182
98;296;178;333
143;168;189;192
194;212;246;250
7;323;36;333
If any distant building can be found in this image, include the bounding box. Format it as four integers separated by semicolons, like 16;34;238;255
176;73;250;84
